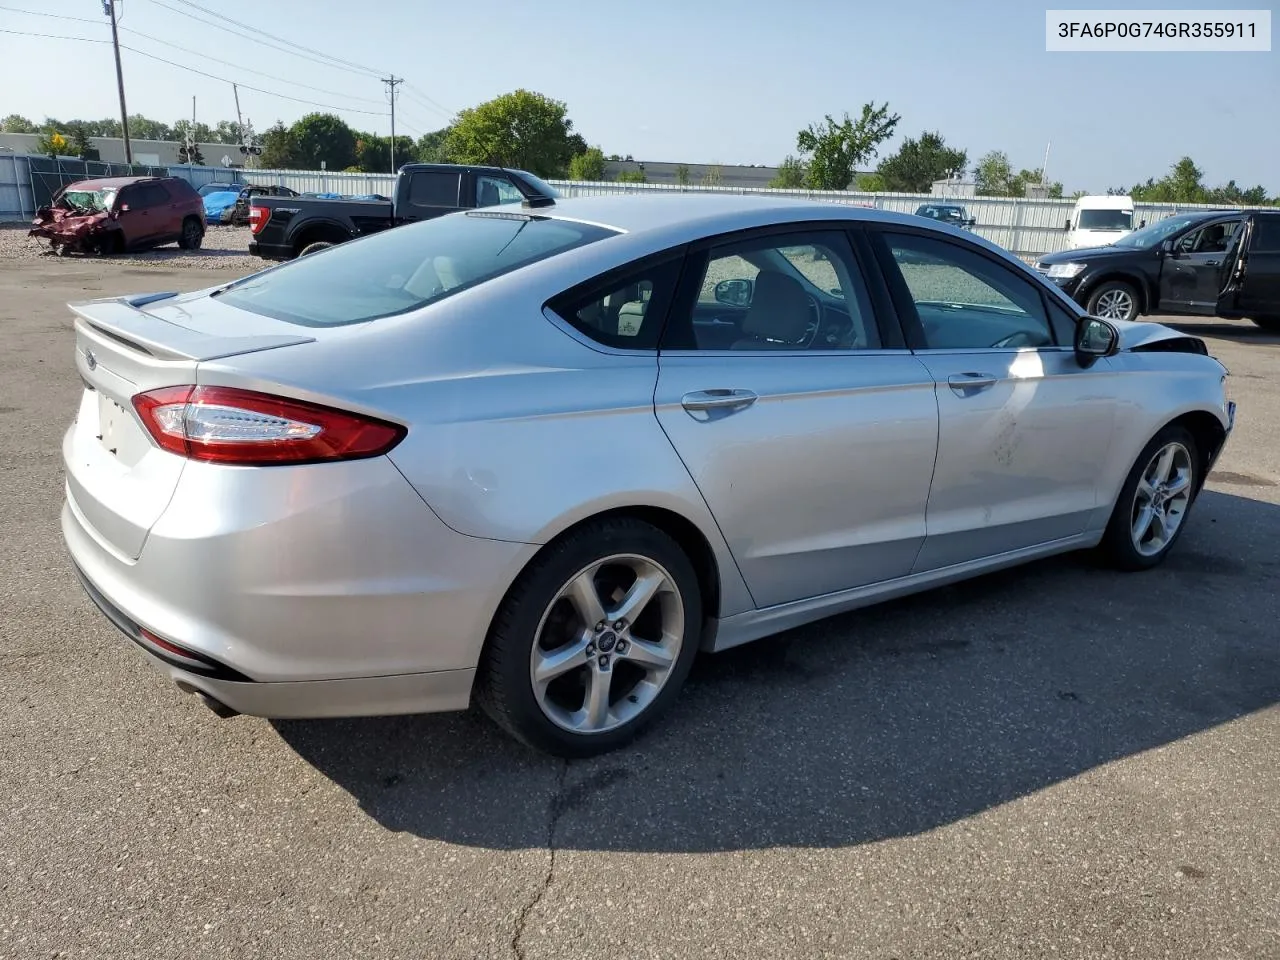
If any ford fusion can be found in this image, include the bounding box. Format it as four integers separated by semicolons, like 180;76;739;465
62;195;1235;756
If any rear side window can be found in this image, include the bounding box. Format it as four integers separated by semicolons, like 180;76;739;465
216;212;619;327
549;258;684;350
166;179;197;200
1252;216;1280;252
136;183;170;208
407;172;460;207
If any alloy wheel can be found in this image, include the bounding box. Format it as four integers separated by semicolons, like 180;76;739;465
1130;441;1193;556
1095;288;1134;321
529;554;685;734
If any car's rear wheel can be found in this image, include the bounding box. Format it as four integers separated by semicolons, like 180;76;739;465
1100;425;1199;571
178;217;204;250
1087;280;1140;322
477;518;702;757
298;241;334;257
1249;315;1280;332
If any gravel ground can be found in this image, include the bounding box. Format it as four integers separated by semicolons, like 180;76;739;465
0;222;262;274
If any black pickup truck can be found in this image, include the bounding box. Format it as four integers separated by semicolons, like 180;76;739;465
246;163;560;261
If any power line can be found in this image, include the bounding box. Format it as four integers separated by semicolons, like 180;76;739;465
0;4;100;25
169;0;383;78
146;0;382;80
0;28;385;117
119;26;386;105
402;86;455;122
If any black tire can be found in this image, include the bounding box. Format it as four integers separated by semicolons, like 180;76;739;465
1249;316;1280;332
178;217;204;250
476;517;703;757
1099;424;1199;571
1086;279;1140;322
297;241;334;257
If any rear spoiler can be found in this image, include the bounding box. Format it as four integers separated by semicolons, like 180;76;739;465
68;293;315;362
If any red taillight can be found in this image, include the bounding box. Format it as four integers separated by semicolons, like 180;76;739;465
248;205;270;234
131;385;406;466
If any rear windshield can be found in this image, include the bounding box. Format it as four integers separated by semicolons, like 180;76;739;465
216;211;618;327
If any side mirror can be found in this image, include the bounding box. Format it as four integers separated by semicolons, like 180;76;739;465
1075;315;1120;368
965;218;977;228
714;278;753;307
1064;218;1071;231
1139;219;1147;229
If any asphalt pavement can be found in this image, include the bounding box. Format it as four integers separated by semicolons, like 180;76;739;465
1;258;1277;960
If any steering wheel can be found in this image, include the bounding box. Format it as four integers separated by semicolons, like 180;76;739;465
800;293;823;347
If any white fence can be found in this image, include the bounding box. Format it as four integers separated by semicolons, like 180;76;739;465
0;153;1262;257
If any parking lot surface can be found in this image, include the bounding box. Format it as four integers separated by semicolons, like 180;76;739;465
1;255;1277;960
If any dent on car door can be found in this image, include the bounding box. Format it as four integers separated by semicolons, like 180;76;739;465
873;229;1120;570
652;227;939;609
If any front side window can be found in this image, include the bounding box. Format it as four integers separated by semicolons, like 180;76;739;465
683;231;880;351
882;232;1054;350
476;175;524;207
216;212;619;327
1251;215;1280;252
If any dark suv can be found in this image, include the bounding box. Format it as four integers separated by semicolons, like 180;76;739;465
1035;209;1280;331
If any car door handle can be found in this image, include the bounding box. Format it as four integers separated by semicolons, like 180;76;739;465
1204;259;1220;267
946;372;998;393
681;389;758;412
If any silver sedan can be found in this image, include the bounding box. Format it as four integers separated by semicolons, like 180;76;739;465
62;195;1235;756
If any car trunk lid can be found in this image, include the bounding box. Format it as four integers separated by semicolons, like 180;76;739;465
65;292;315;559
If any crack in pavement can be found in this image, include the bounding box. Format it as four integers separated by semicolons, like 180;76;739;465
512;759;569;960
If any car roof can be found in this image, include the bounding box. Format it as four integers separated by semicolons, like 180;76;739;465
64;176;161;190
536;193;940;237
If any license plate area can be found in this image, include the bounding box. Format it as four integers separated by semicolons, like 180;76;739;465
97;392;148;465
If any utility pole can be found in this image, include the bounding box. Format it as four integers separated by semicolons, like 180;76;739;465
232;82;246;167
383;76;403;174
103;0;132;164
1042;141;1052;186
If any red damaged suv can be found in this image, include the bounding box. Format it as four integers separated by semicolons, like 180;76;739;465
30;175;206;255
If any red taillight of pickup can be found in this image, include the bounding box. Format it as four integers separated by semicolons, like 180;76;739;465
248;205;270;235
132;385;406;466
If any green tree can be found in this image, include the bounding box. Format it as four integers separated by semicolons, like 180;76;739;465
876;130;967;192
259;121;299;169
64;123;98;161
855;172;887;192
289;113;358;170
769;155;808;188
1010;168;1063;198
415;127;452;162
172;120;214;147
444;89;582;178
701;164;723;187
568;146;606;181
1;113;37;133
126;114;172;141
616;169;647;183
674;164;691;186
973;150;1013;195
795;102;900;190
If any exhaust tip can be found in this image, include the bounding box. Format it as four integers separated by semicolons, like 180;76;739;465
176;681;240;718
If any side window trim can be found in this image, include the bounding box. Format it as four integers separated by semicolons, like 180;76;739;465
866;224;1068;351
659;221;897;354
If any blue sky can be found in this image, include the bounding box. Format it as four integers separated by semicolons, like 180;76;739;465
2;0;1277;192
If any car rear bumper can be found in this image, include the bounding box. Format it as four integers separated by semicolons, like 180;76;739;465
247;239;291;261
61;451;538;708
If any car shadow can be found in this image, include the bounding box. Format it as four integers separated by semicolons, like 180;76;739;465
1157;317;1280;347
274;489;1279;853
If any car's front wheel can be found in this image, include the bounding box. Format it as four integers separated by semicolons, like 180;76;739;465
1087;280;1140;322
477;518;702;757
1100;425;1199;570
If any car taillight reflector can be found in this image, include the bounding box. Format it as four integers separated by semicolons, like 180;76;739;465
248;205;270;234
131;385;406;465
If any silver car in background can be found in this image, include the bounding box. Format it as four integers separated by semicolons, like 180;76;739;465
62;195;1235;756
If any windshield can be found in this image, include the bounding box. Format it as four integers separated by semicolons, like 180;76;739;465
61;189;116;213
512;170;561;199
1077;209;1133;231
216;211;618;326
1112;215;1202;249
198;182;237;197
